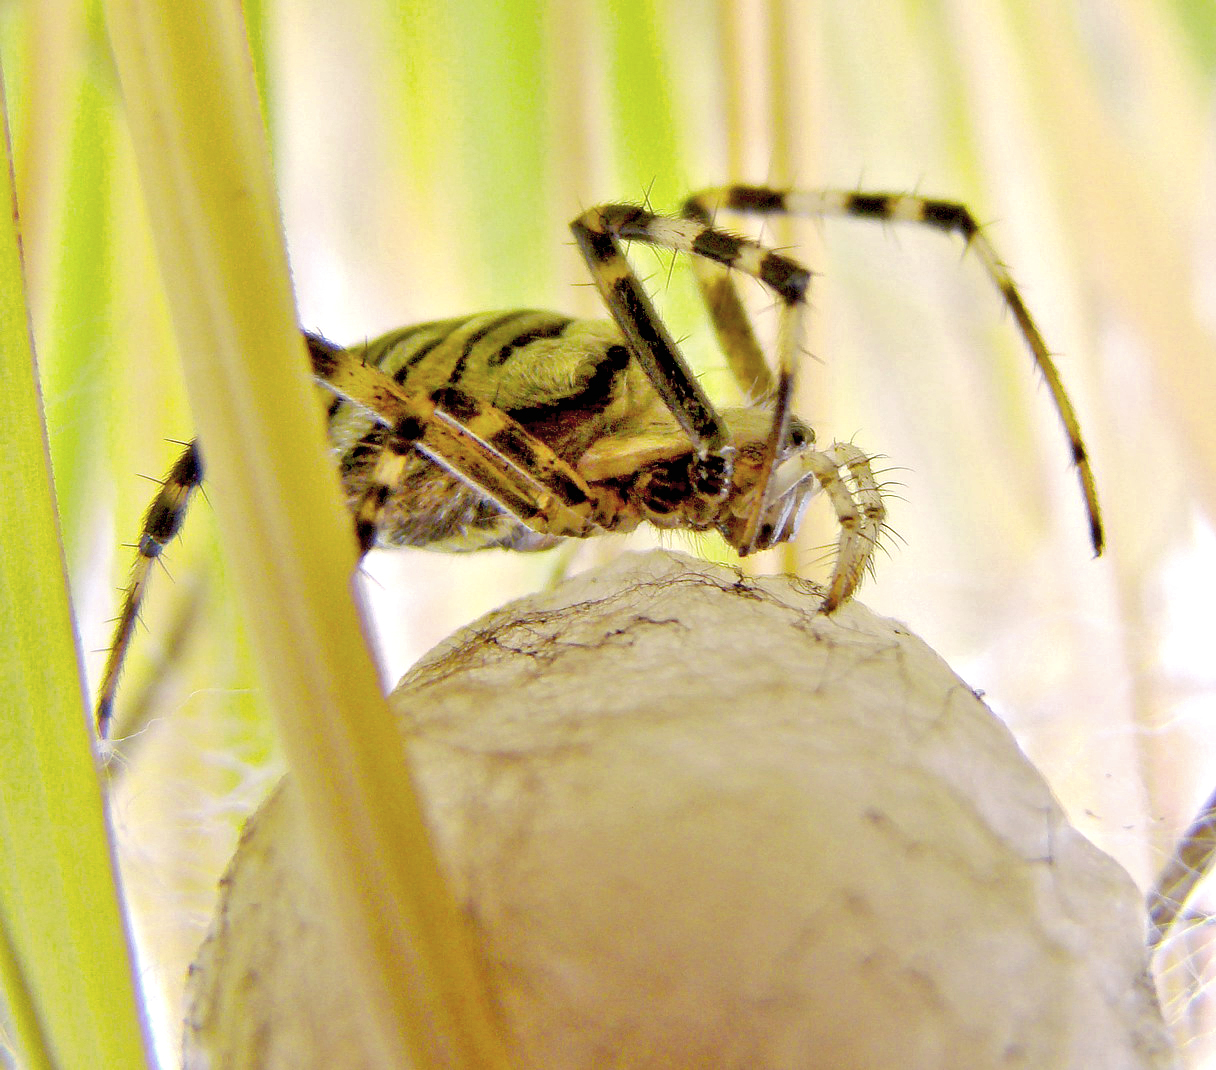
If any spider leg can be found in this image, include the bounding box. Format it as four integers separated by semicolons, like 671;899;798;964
306;334;610;546
572;205;809;552
685;185;1104;557
95;441;202;737
677;202;776;404
97;336;613;735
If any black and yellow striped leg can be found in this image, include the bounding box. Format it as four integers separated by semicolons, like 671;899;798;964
97;337;612;734
307;333;609;548
95;441;203;737
684;185;1105;556
571;204;811;551
571;207;732;461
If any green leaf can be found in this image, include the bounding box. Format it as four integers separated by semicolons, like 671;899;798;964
0;67;153;1070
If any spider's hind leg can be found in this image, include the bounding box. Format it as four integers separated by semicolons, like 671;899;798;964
95;441;203;737
309;332;615;551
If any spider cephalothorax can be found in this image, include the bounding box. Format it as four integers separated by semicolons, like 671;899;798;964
95;185;1103;736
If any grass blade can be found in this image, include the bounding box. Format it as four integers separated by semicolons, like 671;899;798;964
0;65;153;1070
102;1;512;1064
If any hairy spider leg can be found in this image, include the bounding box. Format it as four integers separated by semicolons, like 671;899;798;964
96;334;610;736
572;204;810;553
684;185;1104;556
95;442;202;737
307;333;605;548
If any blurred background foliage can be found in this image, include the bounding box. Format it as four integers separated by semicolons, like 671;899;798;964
4;0;1216;1062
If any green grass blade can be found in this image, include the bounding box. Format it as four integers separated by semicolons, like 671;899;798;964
0;68;153;1070
102;1;512;1064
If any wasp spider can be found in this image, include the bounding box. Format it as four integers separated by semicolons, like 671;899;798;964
94;186;1104;736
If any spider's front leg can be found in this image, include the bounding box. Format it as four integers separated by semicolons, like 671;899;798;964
571;204;810;555
684;184;1105;557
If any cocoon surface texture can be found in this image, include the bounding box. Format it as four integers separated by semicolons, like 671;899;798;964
184;549;1175;1069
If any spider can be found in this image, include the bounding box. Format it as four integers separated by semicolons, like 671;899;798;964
94;185;1104;737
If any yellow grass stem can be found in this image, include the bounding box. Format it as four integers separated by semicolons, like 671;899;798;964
102;1;512;1065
